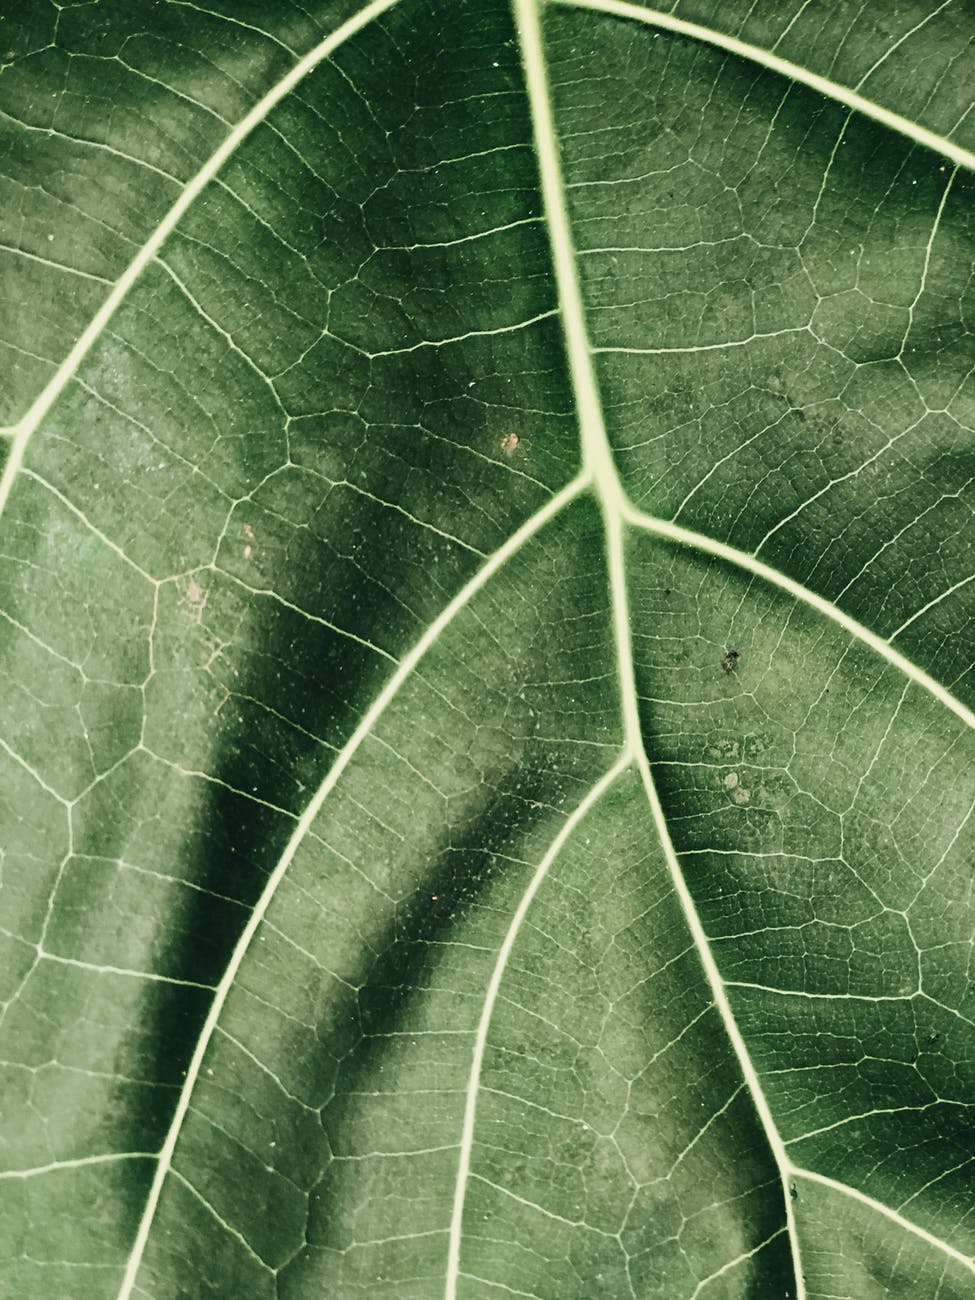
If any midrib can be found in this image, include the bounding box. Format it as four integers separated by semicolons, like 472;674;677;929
509;0;808;1290
511;0;975;735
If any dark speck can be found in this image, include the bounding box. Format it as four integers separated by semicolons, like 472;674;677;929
722;649;740;673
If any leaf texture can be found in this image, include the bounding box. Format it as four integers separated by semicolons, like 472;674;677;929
1;1;973;1296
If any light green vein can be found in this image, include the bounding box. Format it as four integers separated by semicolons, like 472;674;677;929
0;0;404;525
116;470;588;1300
794;1169;975;1274
555;0;975;172
622;501;975;733
445;751;630;1298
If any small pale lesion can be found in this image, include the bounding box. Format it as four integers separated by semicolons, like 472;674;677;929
184;577;209;624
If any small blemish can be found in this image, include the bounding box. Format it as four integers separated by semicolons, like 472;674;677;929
501;431;520;455
723;772;739;789
185;578;208;623
732;787;750;804
721;648;740;673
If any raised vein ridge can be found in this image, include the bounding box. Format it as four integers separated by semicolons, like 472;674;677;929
0;0;404;524
555;0;975;171
115;471;589;1298
513;0;807;1288
624;504;975;733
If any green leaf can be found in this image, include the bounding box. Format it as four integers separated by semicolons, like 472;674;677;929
2;1;973;1296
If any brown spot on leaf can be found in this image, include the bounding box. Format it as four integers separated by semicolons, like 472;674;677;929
501;432;520;455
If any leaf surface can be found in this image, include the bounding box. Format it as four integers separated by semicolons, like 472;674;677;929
1;1;973;1296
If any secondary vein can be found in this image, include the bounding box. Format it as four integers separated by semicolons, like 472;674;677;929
555;0;975;172
0;0;405;527
116;472;588;1299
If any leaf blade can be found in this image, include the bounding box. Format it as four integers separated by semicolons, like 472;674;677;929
1;0;973;1296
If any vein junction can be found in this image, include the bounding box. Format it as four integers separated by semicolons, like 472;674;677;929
509;0;802;1287
499;0;975;1293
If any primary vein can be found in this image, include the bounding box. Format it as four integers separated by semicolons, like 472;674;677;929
512;0;807;1289
10;0;967;1288
505;3;975;1291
